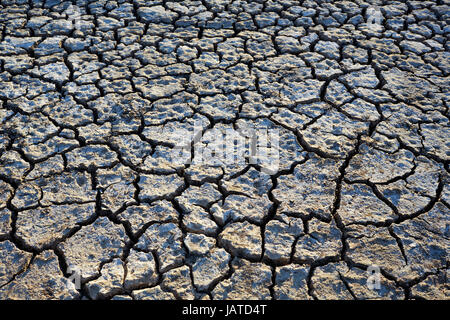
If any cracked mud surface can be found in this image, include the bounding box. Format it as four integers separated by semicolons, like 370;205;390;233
0;0;449;300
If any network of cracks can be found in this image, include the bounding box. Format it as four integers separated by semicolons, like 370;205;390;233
0;0;449;300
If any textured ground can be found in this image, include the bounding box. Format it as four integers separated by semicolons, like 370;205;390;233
0;0;449;300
